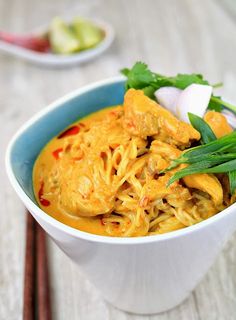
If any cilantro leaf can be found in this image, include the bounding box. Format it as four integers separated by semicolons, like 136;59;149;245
120;68;130;77
121;62;210;96
121;62;155;90
142;86;157;99
170;73;209;89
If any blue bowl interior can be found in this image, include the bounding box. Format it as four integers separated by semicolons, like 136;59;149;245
10;80;125;203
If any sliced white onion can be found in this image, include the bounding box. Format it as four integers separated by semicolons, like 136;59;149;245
222;109;236;128
176;84;212;123
155;87;182;115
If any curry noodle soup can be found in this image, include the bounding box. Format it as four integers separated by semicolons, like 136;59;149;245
33;89;234;237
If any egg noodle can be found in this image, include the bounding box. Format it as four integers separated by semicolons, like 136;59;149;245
33;89;233;237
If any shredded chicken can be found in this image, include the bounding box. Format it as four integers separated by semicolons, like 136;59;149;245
123;88;200;146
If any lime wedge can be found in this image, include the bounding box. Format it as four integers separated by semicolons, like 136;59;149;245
72;18;103;50
49;17;80;54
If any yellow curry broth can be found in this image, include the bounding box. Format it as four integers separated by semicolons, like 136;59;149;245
33;106;121;236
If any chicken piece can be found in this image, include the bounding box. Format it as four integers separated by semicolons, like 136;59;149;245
83;113;130;149
150;140;182;159
204;111;233;138
147;141;182;174
123;89;200;145
53;116;128;217
141;174;191;203
183;174;223;207
147;154;169;174
57;155;116;217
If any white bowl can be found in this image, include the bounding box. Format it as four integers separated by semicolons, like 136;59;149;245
5;78;236;314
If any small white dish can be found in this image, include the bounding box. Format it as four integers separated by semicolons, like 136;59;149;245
0;19;114;67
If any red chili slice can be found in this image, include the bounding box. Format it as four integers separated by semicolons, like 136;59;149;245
52;147;63;160
100;151;107;159
38;182;50;207
110;144;120;150
109;111;117;116
39;198;51;206
57;125;80;139
0;31;50;53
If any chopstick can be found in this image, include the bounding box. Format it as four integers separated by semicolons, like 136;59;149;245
23;211;52;320
36;223;52;320
23;213;36;320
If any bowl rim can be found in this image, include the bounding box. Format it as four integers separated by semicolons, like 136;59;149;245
5;76;236;245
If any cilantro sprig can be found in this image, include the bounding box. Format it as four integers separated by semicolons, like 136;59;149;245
121;62;236;114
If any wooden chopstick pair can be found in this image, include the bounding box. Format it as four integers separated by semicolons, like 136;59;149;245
23;212;52;320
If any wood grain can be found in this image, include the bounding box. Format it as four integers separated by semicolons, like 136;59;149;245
1;0;236;319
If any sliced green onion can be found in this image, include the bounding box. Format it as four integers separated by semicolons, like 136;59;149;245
229;170;236;195
180;153;236;164
168;159;236;186
199;159;236;173
212;82;223;89
180;132;236;159
210;96;236;114
188;112;216;144
162;152;236;174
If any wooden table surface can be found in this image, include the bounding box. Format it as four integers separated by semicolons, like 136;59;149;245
1;0;236;319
